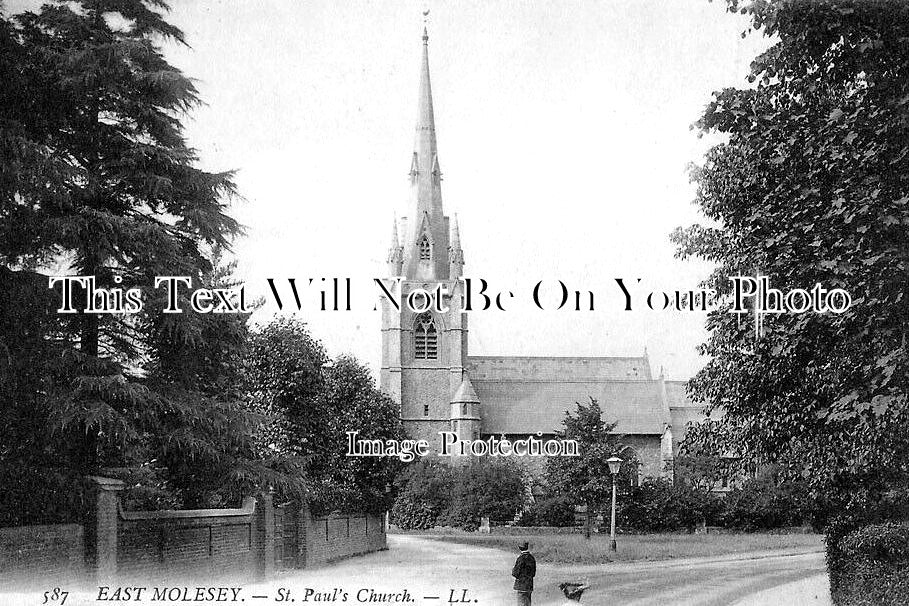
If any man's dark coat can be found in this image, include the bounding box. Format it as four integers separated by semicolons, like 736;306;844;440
512;551;536;592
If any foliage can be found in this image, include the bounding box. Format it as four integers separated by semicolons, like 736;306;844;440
0;0;292;516
391;459;525;531
827;522;909;606
619;478;724;532
0;465;87;527
673;452;733;494
245;317;329;460
721;470;814;531
517;496;577;528
390;460;454;530
674;0;909;516
543;398;636;511
440;459;525;531
245;318;404;515
313;355;406;514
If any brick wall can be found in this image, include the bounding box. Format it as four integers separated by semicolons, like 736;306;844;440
0;478;385;585
303;512;387;567
0;524;84;588
116;498;259;582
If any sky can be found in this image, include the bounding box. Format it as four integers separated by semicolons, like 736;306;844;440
11;0;773;380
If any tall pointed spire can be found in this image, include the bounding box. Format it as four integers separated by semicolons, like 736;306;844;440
412;26;442;213
402;24;448;280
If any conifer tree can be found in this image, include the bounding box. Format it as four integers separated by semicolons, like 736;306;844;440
0;0;300;517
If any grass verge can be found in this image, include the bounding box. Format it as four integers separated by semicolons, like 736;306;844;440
419;532;824;565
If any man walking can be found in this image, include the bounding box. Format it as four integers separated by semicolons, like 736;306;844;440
512;541;536;605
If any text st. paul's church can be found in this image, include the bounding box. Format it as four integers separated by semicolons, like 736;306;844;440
379;29;706;480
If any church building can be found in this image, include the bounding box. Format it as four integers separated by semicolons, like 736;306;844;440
379;29;706;480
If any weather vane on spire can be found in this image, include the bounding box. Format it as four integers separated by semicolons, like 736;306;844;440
421;4;430;42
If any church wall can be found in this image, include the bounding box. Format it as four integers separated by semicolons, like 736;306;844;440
402;420;452;454
622;435;667;480
401;368;455;421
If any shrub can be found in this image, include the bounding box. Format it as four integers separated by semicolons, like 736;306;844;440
439;459;525;530
827;522;909;606
722;473;812;531
391;459;525;531
390;460;453;530
619;478;723;532
518;496;576;527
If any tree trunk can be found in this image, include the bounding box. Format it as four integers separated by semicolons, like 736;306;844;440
79;260;101;474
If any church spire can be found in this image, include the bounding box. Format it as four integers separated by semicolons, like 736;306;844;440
402;25;448;280
412;26;442;214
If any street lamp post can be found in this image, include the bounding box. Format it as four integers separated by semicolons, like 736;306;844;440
607;456;623;552
385;483;392;530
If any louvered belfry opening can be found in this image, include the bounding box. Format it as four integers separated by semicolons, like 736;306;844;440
418;235;431;260
414;313;438;359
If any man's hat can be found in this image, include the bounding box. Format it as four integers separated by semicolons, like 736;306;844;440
519;541;529;551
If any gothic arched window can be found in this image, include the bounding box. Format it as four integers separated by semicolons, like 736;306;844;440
620;447;641;487
418;235;431;260
413;313;438;359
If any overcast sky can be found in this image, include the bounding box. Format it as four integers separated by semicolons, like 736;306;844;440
12;0;773;380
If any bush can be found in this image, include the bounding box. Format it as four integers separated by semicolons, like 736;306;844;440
722;473;812;531
618;478;723;532
390;460;453;530
827;522;909;606
440;459;525;530
391;459;525;531
518;496;576;527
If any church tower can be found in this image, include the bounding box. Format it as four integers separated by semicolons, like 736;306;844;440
380;27;471;450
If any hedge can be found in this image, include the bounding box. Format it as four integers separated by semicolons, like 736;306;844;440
827;521;909;606
391;459;525;531
517;496;576;527
618;478;724;532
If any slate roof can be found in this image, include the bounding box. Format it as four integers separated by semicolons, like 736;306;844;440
451;377;480;403
464;357;709;436
664;380;699;408
467;356;653;382
472;376;670;435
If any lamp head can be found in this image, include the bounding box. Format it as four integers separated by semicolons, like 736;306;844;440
607;456;623;475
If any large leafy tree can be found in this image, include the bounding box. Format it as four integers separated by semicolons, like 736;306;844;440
316;355;406;514
544;398;635;538
675;0;909;516
245;318;405;515
0;0;292;519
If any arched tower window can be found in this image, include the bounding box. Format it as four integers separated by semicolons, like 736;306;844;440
418;235;431;260
413;313;438;359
